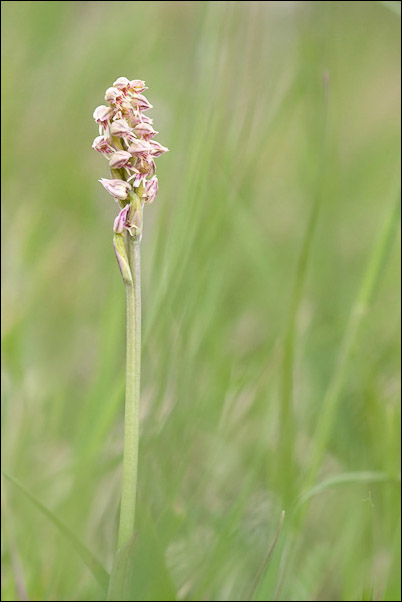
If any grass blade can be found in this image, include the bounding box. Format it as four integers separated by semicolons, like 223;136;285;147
247;510;286;601
303;193;401;493
3;473;110;592
279;71;330;505
295;470;401;512
107;505;176;601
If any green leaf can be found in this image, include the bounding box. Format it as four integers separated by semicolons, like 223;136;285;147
3;473;110;592
107;506;176;601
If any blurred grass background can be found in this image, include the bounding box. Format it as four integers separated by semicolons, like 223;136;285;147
1;1;401;600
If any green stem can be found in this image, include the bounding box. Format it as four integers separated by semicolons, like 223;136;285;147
118;237;141;549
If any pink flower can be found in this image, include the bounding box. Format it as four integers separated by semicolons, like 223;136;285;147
92;135;114;155
135;156;156;178
139;114;154;125
99;178;131;201
143;176;158;204
126;111;153;128
105;87;124;104
149;140;169;157
131;93;153;111
93;105;114;128
113;77;131;93
126;111;143;127
129;79;147;93
114;78;147;94
127;173;143;187
113;204;131;233
127;139;151;158
113;97;136;120
109;151;134;172
134;122;158;140
113;204;142;237
110;119;135;142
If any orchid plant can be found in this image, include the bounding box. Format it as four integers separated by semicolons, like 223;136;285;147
92;77;168;556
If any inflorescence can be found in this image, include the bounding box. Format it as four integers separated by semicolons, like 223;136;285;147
92;77;168;240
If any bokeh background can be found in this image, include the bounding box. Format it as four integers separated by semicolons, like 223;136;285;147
1;1;401;600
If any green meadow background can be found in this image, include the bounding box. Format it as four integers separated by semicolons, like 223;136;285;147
1;1;401;600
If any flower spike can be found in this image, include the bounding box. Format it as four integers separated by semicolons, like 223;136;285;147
93;77;167;245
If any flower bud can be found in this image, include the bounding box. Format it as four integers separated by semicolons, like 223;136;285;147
134;122;158;139
113;204;130;233
92;135;114;155
109;151;133;170
93;105;114;126
105;87;123;104
131;93;153;111
143;176;158;204
99;178;131;201
149;140;169;157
